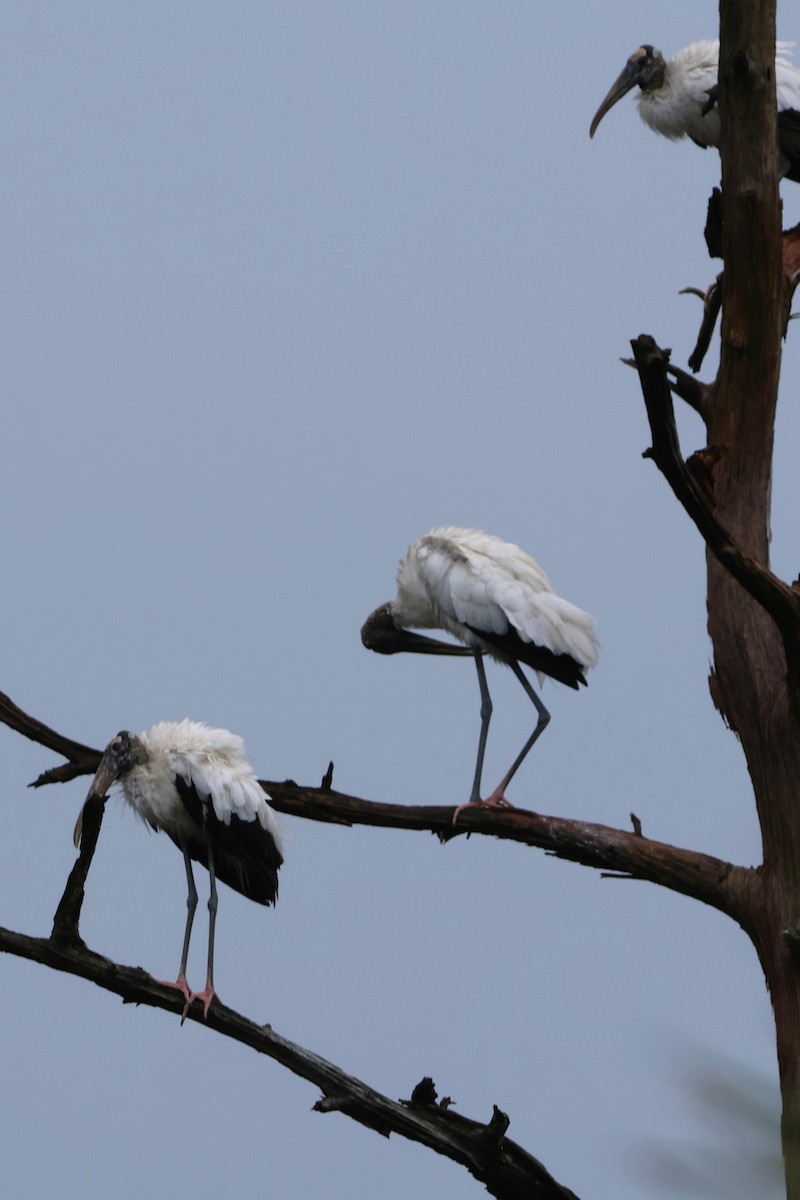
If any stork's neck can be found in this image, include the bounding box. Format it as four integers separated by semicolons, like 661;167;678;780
636;70;719;145
636;42;720;146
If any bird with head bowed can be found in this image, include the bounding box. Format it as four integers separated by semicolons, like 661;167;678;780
80;720;283;1021
361;527;599;822
590;40;800;183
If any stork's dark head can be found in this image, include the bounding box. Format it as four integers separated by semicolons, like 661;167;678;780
590;44;667;137
361;603;402;653
87;730;147;798
361;602;471;656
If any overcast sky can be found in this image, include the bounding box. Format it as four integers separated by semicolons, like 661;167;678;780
1;3;793;1198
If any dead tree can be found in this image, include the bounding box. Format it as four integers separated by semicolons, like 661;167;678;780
631;1;800;1194
2;2;800;1197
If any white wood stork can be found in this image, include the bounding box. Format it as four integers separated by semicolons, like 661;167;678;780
589;41;800;182
361;527;599;819
82;720;283;1019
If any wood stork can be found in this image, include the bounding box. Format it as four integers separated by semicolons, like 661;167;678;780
361;527;599;818
589;41;800;182
82;720;283;1019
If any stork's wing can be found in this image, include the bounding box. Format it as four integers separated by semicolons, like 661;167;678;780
164;728;284;842
464;622;588;688
173;774;282;906
418;531;598;676
416;532;551;638
778;110;800;182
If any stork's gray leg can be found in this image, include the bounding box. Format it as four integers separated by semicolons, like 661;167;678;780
184;834;219;1021
205;837;219;996
158;844;197;1018
452;651;494;824
468;649;492;804
488;660;550;798
178;845;198;983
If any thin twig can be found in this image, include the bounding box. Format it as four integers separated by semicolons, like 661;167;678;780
686;276;723;373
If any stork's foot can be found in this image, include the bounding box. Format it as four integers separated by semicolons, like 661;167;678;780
156;973;195;1018
154;973;216;1022
452;793;515;826
157;974;192;1003
182;986;217;1023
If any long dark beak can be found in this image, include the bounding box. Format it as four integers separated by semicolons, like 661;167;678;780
361;604;472;657
590;59;640;138
382;629;472;656
87;752;120;800
74;752;118;847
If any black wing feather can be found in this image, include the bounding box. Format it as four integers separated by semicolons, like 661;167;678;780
466;623;587;689
779;110;800;183
173;775;282;906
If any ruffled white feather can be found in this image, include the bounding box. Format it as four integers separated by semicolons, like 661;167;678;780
393;527;599;675
121;719;283;852
637;40;800;147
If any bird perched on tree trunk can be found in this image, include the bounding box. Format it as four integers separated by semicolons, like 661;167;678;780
361;527;599;820
589;40;800;182
81;720;283;1020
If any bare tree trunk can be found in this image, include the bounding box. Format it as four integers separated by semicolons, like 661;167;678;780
700;3;800;1193
4;4;800;1195
626;2;800;1190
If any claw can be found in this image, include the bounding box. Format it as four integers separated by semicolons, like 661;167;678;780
156;973;195;1020
182;987;217;1022
452;793;515;826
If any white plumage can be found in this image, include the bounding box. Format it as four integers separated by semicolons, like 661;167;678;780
391;528;598;677
115;720;282;846
83;720;283;1019
590;41;800;181
361;527;598;814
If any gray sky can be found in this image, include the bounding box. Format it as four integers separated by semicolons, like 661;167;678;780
1;3;791;1197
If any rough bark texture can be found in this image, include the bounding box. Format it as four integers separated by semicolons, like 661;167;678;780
713;5;800;1195
0;680;767;1200
2;4;800;1195
0;925;578;1200
0;672;773;1196
630;4;800;1194
0;688;748;917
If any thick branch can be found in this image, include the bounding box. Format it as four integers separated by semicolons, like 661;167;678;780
0;690;101;785
622;354;710;419
51;793;105;944
0;690;751;918
265;783;745;918
663;356;712;419
0;924;577;1200
0;688;747;918
631;334;800;685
